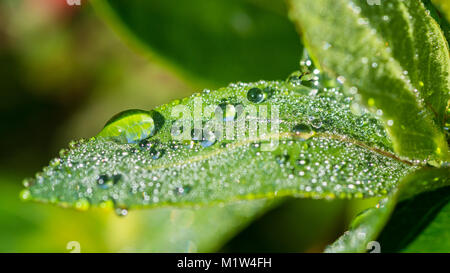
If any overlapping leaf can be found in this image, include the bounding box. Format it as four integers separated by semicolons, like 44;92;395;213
289;0;449;160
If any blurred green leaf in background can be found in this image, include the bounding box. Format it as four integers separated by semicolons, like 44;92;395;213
91;0;303;87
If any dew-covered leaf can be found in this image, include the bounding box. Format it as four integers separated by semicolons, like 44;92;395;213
289;0;449;161
22;68;417;211
325;167;450;253
91;0;302;86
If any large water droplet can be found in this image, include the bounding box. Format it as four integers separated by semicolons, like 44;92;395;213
293;124;312;135
98;109;156;144
275;154;290;165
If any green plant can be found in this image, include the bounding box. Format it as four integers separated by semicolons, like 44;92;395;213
21;0;449;252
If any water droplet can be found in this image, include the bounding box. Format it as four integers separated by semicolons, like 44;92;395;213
286;71;303;86
98;109;156;144
251;142;261;149
49;158;61;168
97;174;121;189
115;207;128;217
19;189;32;201
99;199;114;210
59;148;69;157
75;199;90;211
247;87;266;103
293;123;312;135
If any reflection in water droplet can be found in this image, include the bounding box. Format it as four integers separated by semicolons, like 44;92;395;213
150;147;165;159
20;189;32;201
22;178;34;188
286;71;303;86
176;185;192;195
75;199;90;211
216;103;237;122
275;154;290;165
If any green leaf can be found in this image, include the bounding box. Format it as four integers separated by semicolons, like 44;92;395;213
432;0;450;22
289;0;449;160
91;0;302;87
22;74;417;210
325;167;450;253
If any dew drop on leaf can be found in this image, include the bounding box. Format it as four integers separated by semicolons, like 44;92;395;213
98;109;156;144
201;130;218;148
247;87;266;103
115;207;128;217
